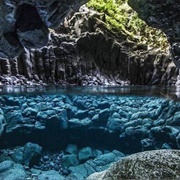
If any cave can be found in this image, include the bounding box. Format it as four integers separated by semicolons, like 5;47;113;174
0;0;180;179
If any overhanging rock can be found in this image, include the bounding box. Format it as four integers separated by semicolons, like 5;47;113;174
128;0;180;68
0;0;87;58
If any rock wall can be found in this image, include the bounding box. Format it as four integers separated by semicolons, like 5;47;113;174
128;0;180;69
0;0;87;58
0;6;178;86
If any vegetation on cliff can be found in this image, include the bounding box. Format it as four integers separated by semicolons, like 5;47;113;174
87;0;168;51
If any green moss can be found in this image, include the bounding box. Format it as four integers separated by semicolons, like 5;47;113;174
87;0;168;50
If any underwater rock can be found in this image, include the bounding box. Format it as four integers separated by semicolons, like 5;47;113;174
11;142;42;166
65;144;78;155
65;172;84;180
0;160;26;180
61;154;79;169
87;149;180;180
78;147;93;163
0;115;6;136
1;95;180;153
22;107;38;118
176;133;180;148
65;150;124;179
37;170;65;180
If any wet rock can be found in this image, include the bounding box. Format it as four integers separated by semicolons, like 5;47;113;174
65;144;78;155
107;117;126;133
0;160;26;180
22;107;38;117
78;147;93;163
92;152;119;170
0;114;6;136
5;110;24;133
66;150;124;179
96;109;110;126
37;170;65;180
75;110;89;120
87;150;180;180
61;154;79;168
92;149;103;158
11;142;42;166
141;138;154;151
68;118;92;129
176;133;180;148
65;172;84;180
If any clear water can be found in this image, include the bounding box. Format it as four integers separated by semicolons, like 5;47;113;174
0;85;180;178
0;85;179;153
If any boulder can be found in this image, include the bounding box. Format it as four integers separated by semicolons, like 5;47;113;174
0;160;26;180
87;150;180;180
78;147;93;163
37;170;65;180
65;172;84;180
11;142;42;166
176;133;180;148
61;154;79;168
22;107;38;117
0;114;6;136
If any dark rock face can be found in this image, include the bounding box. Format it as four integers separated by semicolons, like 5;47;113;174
0;6;178;86
0;2;178;85
128;0;180;69
0;0;87;58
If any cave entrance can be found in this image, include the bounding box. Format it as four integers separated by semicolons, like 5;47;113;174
15;3;43;32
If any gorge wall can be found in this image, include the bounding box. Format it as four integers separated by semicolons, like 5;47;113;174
0;1;179;86
128;0;180;83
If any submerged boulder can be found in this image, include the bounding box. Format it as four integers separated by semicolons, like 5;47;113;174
11;142;42;167
87;150;180;180
0;160;26;180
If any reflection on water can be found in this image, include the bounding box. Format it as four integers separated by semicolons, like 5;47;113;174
0;85;179;100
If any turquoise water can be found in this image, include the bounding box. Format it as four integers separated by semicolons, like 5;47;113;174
0;85;180;153
0;85;179;179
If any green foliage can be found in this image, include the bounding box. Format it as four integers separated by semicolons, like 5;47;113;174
87;0;168;50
